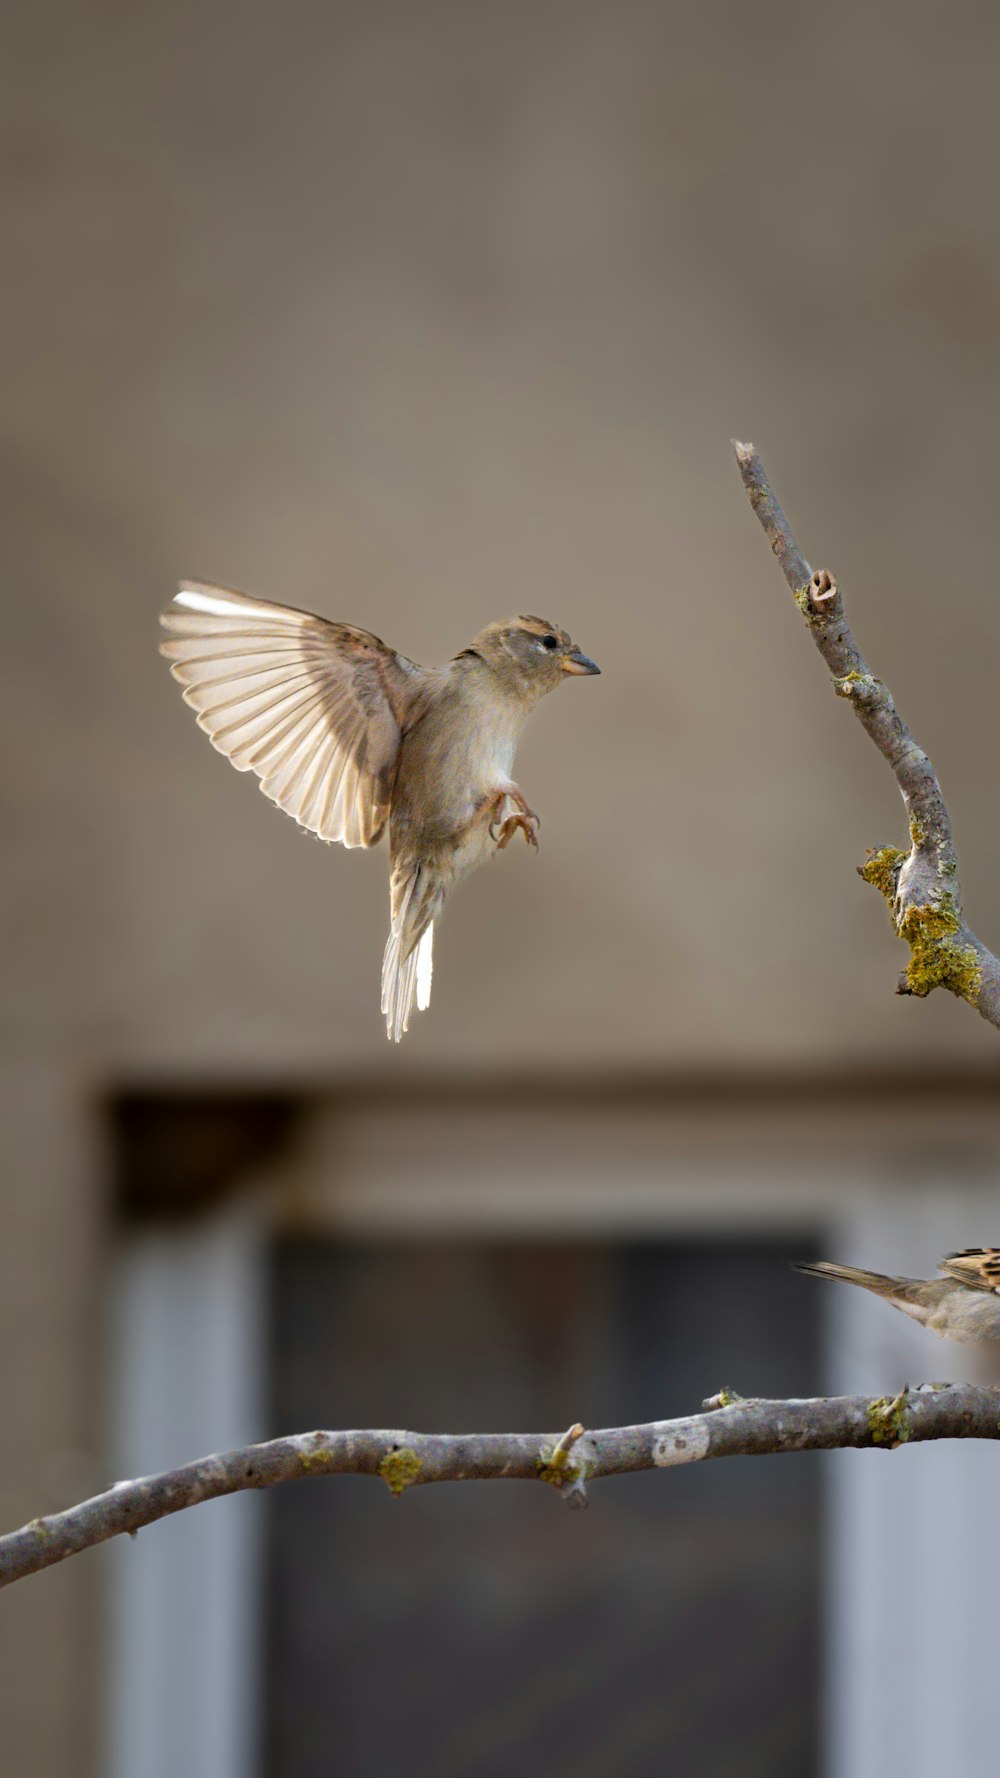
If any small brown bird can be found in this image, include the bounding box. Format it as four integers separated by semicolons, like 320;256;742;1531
160;582;599;1039
795;1249;1000;1344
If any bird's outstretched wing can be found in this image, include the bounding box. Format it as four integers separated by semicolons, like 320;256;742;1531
160;582;426;847
940;1248;1000;1292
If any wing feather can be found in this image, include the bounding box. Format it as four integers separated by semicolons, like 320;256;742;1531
160;581;425;847
940;1248;1000;1293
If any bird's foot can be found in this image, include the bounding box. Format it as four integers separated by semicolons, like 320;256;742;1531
493;811;540;851
506;786;540;827
488;787;540;851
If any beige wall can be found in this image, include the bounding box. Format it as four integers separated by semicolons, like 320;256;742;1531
5;0;1000;1080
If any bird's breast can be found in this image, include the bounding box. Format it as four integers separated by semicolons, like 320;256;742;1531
392;694;521;842
937;1290;1000;1343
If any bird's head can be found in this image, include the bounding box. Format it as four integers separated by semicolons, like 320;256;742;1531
467;615;600;699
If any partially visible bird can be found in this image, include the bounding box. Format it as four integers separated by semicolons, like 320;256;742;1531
160;582;600;1039
794;1248;1000;1344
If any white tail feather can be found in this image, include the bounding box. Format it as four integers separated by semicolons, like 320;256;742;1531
380;878;434;1041
415;924;434;1011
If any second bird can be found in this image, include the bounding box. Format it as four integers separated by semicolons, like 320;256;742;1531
795;1249;1000;1343
160;584;600;1040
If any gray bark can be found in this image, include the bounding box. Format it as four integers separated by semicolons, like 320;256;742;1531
2;1383;997;1589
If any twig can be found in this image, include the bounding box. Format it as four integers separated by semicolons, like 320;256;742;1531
538;1420;589;1506
733;440;1000;1028
3;1384;998;1588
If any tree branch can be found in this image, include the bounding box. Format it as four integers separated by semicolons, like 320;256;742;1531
733;440;1000;1027
4;1384;999;1588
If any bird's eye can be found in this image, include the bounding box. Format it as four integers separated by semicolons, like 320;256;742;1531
541;634;559;650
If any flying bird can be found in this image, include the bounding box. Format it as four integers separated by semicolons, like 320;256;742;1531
794;1248;1000;1344
160;582;599;1039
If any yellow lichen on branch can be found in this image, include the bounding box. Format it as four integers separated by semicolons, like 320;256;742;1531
898;902;982;1002
379;1448;423;1496
859;848;982;1003
859;845;906;901
537;1423;587;1489
736;440;1000;1033
867;1390;911;1448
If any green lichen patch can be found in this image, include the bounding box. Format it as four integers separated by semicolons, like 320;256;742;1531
859;845;906;903
537;1455;586;1490
898;901;982;1003
860;850;981;1003
537;1456;569;1488
379;1446;423;1497
299;1448;331;1475
834;669;875;700
793;584;827;627
867;1391;911;1448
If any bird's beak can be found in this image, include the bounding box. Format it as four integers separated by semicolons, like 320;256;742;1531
561;647;600;676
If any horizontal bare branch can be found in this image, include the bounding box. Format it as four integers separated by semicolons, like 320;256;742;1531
4;1383;999;1589
733;440;1000;1028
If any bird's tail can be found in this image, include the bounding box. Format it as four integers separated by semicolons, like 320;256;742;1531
793;1260;922;1303
381;871;435;1042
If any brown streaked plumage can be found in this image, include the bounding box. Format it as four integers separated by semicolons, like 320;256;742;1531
160;583;599;1039
794;1248;1000;1344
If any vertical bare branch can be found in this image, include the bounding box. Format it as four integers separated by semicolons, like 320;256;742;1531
734;441;1000;1029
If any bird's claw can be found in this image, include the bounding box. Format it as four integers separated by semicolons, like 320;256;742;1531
493;812;540;851
489;788;540;851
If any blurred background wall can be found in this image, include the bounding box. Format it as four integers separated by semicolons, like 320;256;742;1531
4;0;1000;1772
